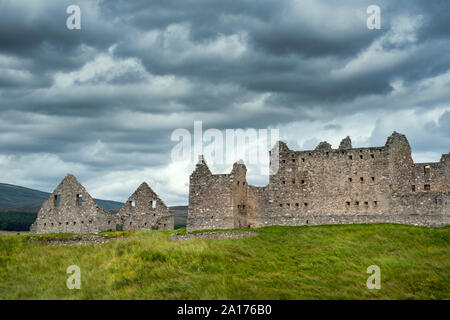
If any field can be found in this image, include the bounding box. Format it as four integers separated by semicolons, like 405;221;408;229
0;224;448;300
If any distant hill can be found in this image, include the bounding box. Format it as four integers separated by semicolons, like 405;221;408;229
170;208;188;229
0;183;124;212
170;205;188;211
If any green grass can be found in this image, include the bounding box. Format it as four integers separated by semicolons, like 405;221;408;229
0;224;448;300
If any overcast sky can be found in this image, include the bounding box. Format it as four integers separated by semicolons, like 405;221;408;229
0;0;449;205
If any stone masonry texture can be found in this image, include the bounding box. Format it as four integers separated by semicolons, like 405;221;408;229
118;182;174;231
31;175;173;234
187;132;449;231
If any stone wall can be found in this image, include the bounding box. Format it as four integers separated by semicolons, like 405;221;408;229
247;185;269;228
187;132;449;231
118;182;174;231
413;155;449;192
231;161;248;229
187;156;236;231
30;174;118;234
31;175;174;234
248;213;448;228
390;191;449;216
263;138;392;220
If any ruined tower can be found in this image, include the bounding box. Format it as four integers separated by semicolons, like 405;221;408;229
187;156;249;231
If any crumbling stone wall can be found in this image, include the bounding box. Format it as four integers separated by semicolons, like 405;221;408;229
339;136;352;149
118;182;173;230
260;138;392;225
231;161;248;229
247;185;269;228
30;174;118;234
187;156;249;231
31;175;174;234
413;154;449;192
386;132;416;194
187;132;449;231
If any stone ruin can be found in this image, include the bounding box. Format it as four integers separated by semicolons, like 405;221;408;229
30;131;449;234
31;175;174;234
118;182;173;231
187;156;248;230
187;132;449;231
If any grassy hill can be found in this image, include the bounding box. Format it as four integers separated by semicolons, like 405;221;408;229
0;224;448;299
0;183;124;212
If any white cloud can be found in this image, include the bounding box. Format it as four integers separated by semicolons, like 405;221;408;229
53;52;146;87
332;14;423;80
277;106;449;164
84;159;193;204
135;23;248;63
0;153;85;192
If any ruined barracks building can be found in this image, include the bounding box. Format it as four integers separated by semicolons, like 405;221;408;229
30;131;449;234
118;182;173;231
187;132;449;231
30;174;174;234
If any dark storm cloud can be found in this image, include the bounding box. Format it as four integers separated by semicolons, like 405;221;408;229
2;0;449;111
0;0;119;91
0;0;116;59
0;0;449;202
101;0;380;57
99;0;278;39
425;111;450;139
107;0;450;112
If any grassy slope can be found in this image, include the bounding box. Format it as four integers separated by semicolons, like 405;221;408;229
0;224;448;300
